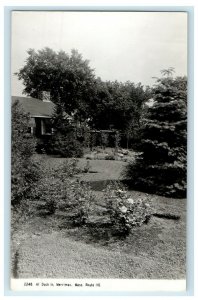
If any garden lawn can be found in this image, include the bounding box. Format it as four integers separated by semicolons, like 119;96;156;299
11;154;186;279
12;194;186;279
13;225;161;279
34;154;128;181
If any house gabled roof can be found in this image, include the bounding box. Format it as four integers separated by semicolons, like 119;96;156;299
12;96;55;118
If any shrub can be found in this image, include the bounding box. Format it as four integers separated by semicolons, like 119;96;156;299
86;182;153;237
32;159;94;226
103;182;153;236
11;101;41;204
105;154;115;160
35;136;51;154
49;131;83;158
11;101;42;231
57;180;94;226
48;102;84;158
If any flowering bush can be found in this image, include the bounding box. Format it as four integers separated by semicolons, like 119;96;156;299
103;182;153;236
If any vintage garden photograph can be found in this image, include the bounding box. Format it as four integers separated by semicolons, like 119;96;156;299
11;11;187;281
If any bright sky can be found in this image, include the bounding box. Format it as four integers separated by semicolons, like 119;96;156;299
11;11;187;96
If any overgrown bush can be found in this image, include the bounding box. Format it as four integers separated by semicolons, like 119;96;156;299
48;102;84;157
11;101;41;230
32;159;94;226
49;131;83;157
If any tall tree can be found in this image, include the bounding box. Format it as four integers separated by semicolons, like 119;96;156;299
17;47;151;143
16;48;96;121
125;74;187;197
90;79;151;143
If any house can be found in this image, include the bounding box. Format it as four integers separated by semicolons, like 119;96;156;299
12;94;55;137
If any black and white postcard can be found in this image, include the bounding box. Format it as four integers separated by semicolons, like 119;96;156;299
10;10;188;293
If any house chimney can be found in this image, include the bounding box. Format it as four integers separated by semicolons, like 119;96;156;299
39;91;51;102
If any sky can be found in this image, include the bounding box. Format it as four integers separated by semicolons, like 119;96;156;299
11;11;187;96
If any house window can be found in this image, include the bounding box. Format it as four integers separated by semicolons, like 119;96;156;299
41;119;52;135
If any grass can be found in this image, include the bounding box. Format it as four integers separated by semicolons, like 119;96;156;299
12;194;186;279
34;153;128;181
11;153;186;279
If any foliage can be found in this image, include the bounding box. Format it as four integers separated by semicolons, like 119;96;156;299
160;67;175;77
48;102;83;157
101;132;109;149
49;132;83;157
16;47;151;141
16;48;96;122
82;127;91;149
103;182;153;236
11;101;41;205
105;154;116;160
30;158;152;234
11;101;42;231
125;74;187;197
90;79;151;141
86;182;153;238
32;159;94;226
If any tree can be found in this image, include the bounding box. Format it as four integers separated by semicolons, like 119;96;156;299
90;79;151;142
160;67;175;77
125;74;187;197
16;48;96;122
48;101;83;157
17;47;152;147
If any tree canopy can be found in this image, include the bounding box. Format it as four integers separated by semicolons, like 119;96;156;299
17;48;96;121
16;47;151;141
89;79;151;141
